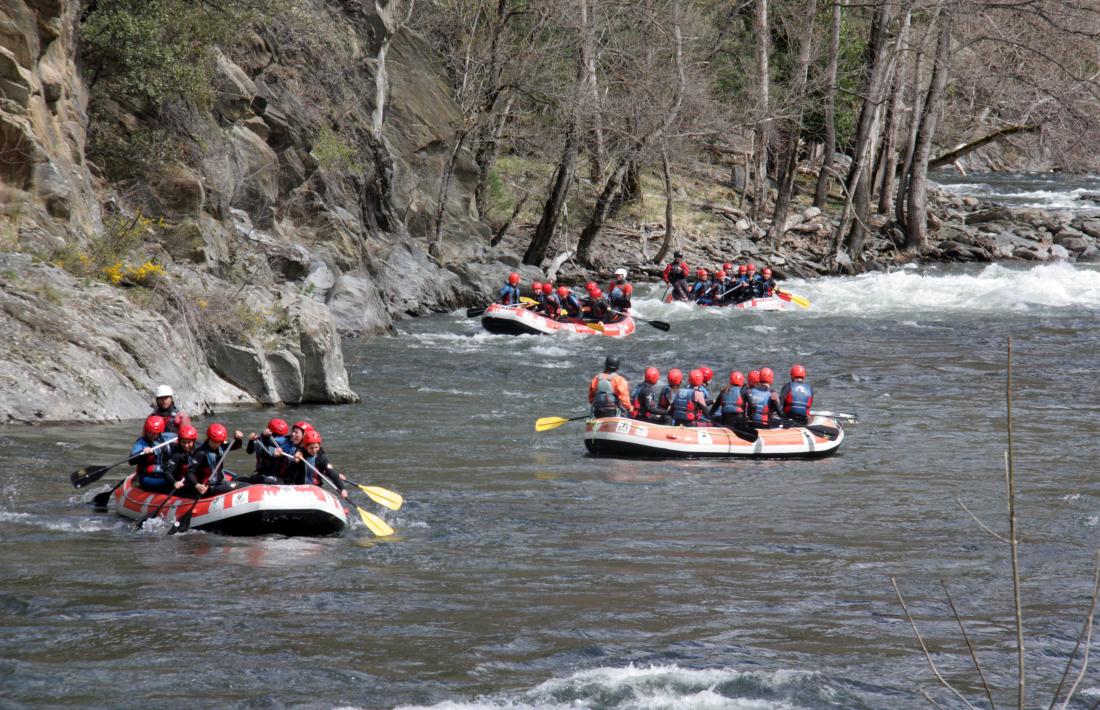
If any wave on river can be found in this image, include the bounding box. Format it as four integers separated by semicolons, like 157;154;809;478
391;664;868;710
634;262;1100;320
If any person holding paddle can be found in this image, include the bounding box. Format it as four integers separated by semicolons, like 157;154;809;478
187;423;242;496
290;430;347;499
589;356;633;419
163;425;199;491
129;415;177;492
662;250;690;301
497;272;522;305
759;267;778;298
557;285;582;319
779;364;814;425
151;385;190;435
630;367;669;423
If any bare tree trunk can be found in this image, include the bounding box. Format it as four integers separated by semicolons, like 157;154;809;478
654;147;674;263
813;0;843;208
575;0;684;265
837;0;894;263
767;2;816;244
875;7;912;215
751;0;771;223
580;0;605;184
929;124;1040;169
490;192;528;247
609;158;642;219
524;125;578;265
895;5;937;228
431;131;468;264
474;93;514;221
904;9;952;252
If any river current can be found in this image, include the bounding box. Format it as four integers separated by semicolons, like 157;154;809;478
3;261;1100;709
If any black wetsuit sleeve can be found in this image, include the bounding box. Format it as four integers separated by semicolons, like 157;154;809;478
315;454;342;491
246;439;257;455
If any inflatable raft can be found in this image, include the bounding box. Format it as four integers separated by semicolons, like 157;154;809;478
481;303;636;337
113;475;349;536
583;415;843;458
686;296;795;311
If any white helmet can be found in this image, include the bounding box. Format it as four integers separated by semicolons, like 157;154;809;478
614;267;628;278
154;385;175;398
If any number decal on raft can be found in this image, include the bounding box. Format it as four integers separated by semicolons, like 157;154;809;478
615;421;632;434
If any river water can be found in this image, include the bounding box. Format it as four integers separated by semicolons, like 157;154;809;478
3;261;1100;709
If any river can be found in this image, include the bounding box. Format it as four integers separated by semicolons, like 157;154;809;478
3;261;1100;709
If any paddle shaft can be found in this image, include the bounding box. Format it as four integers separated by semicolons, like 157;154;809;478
92;478;128;507
610;309;669;331
72;437;177;488
170;438;235;534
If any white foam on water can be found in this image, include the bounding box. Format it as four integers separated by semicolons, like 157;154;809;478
416;387;477;396
635;262;1100;320
0;509;115;533
392;664;819;710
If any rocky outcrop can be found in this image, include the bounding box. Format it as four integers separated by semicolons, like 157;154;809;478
0;0;513;423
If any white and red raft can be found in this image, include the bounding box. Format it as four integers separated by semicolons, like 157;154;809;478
480;303;636;337
113;475;349;536
583;415;844;458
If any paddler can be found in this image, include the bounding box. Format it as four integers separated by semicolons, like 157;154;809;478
557;285;583;319
588;355;634;418
662;250;690;301
630;366;669;423
606;268;633;310
539;282;561;319
670;369;711;427
711;371;747;427
243;418;291;483
187;423;242;496
129;415;175;492
290;430;348;499
497;272;522;305
759;267;777;298
779;364;814;424
657;368;683;414
163;425;199;491
745;367;783;429
588;288;613;323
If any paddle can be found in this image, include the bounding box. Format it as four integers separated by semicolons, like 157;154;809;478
813;410;856;420
278;452;393;536
70;437;177;489
91;479;127;508
341;478;404;511
169;438;235;535
466;296;539;318
535;414;590;432
610;309;670;332
775;289;811;308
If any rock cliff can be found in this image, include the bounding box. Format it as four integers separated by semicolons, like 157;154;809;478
0;1;523;423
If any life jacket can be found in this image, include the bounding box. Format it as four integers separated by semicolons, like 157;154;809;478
192;443;229;486
153;405;183;433
562;293;582;317
658;385;677;410
672;386;699;423
630;382;660;420
131;435;170;482
254;434;290;476
751;275;765;297
299;454;321;486
720;387;744;417
783;382;813;418
590;296;610;321
665;261;687;282
592;373;620;414
748;386;773;426
761;278;776;297
542;293;561;317
498;284;521;305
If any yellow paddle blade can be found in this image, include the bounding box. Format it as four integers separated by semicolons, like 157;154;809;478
520;296;538;304
789;293;811;308
535;416;570;432
354;505;394;536
587;321;605;332
358;484;403;511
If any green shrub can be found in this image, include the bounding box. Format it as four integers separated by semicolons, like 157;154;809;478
311;127;362;175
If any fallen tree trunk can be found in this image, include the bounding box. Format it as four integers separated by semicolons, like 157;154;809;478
929;124;1039;169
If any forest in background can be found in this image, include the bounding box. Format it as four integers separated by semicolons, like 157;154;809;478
403;0;1100;272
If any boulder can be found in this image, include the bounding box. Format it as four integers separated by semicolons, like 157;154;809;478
227;125;279;227
1012;246;1045;261
267;349;303;403
211;50;257;123
801;206;822;221
293;297;359;403
1076;219;1100;240
965;207;1014;225
326;271;392;335
149;163;205;217
206;339;280;404
1054;234;1091;254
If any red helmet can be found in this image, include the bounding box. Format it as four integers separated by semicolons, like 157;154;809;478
557;286;569;298
267;418;290;436
644;367;660;384
729;371;745;386
585;281;598;293
302;429;322;446
759;367;774;384
531;281;542;293
178;425;198;441
696;268;707;278
668;368;683;386
763;267;773;277
723;262;733;271
507;272;520;285
143;415;165;438
292;421;311;433
716;270;726;280
699;366;714;383
738;265;747;275
791;364;807;379
748;370;761;386
541;282;554;295
688;369;704;387
592;288;603;298
206;423;228;444
747;263;756;272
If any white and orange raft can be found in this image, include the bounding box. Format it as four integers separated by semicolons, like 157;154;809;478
583;415;844;458
481;303;636;337
114;475;349;536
